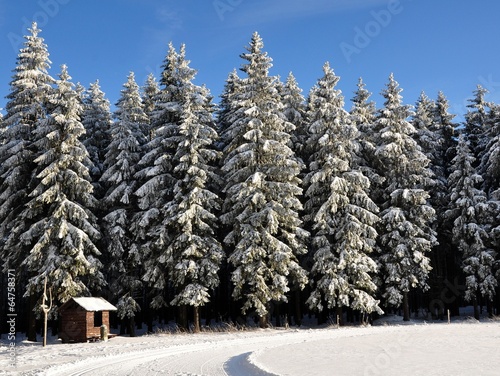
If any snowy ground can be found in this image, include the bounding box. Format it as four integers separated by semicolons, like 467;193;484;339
1;317;499;376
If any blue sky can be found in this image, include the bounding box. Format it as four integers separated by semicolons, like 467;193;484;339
1;0;500;122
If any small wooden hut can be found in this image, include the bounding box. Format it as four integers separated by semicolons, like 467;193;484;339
58;297;117;343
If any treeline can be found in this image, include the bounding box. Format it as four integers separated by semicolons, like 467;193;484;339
1;23;499;339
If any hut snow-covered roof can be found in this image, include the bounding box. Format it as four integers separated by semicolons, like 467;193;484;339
60;297;117;312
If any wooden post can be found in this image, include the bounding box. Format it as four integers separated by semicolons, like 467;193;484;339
41;277;52;347
100;324;108;341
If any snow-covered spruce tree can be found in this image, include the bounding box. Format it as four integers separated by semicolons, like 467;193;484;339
411;93;442;228
478;104;500;227
133;43;181;311
0;22;54;341
463;87;499;270
480;103;500;195
75;82;86;100
0;22;54;270
162;80;223;333
135;43;223;331
303;63;382;322
217;69;244;152
474;103;500;312
430;92;458;212
413;91;458;317
281;72;307;161
350;77;376;135
426;91;460;316
412;92;438;162
373;74;437;321
216;68;246;320
11;65;104;309
349;77;381;195
81;80;112;198
221;33;308;327
433;91;458;169
445;135;497;320
464;85;489;166
100;72;148;336
141;73;159;140
481;105;500;258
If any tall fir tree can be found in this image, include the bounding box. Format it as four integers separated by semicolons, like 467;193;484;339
373;74;437;321
220;33;308;326
161;78;223;333
433;91;458;170
281;72;307;161
134;44;221;331
427;91;460;316
81;80;112;198
464;85;489;166
411;93;441;230
217;69;244;152
0;22;54;270
0;23;55;341
10;65;104;308
350;78;376;134
139;45;224;331
479;103;500;195
481;106;500;276
349;77;380;193
133;43;181;310
304;63;382;321
141;73;159;140
100;72;148;335
412;92;438;162
445;135;497;319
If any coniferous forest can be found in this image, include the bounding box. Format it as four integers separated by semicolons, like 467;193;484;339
1;23;500;339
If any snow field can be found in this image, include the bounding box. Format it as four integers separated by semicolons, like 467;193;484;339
1;321;499;375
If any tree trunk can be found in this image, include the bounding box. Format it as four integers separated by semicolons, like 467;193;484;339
147;303;154;333
259;315;268;328
496;286;500;316
473;298;480;320
193;306;200;333
129;316;136;337
294;290;302;326
403;291;410;321
28;294;37;342
317;308;327;325
178;305;188;331
275;303;281;327
51;319;58;336
487;300;493;318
